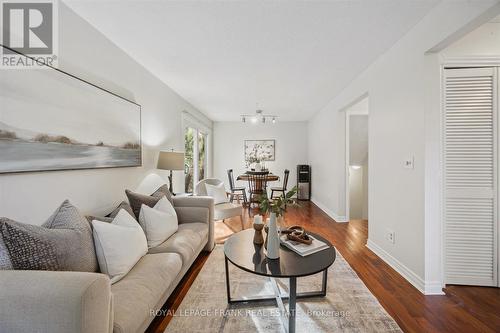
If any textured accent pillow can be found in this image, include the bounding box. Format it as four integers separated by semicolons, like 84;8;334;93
139;196;178;248
205;183;229;205
0;235;13;270
0;200;98;272
92;209;148;284
126;189;163;219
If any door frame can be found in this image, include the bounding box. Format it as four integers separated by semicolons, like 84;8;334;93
343;94;369;222
439;57;500;288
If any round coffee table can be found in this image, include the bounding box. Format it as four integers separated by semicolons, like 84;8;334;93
224;229;336;333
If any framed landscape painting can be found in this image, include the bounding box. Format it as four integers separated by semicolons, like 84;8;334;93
244;139;275;161
0;48;141;174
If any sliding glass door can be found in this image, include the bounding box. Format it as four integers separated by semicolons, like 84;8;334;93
184;126;208;193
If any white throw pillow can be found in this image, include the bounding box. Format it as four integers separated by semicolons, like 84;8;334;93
92;209;148;284
138;196;178;248
205;182;228;205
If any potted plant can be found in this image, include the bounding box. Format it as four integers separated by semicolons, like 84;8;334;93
258;186;297;259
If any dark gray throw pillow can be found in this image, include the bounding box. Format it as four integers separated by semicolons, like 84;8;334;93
125;189;164;219
0;235;13;270
0;200;98;272
86;201;135;225
86;215;114;225
152;184;173;204
107;201;135;219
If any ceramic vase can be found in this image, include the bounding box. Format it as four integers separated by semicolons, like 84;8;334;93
254;162;262;172
266;213;280;259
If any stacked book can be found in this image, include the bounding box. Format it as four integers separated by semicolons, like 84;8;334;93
280;234;329;257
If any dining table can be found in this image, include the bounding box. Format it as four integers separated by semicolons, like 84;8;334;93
236;172;280;182
237;171;280;203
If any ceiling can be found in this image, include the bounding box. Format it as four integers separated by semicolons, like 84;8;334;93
64;0;438;121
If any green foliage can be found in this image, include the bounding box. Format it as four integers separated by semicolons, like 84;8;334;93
185;128;194;192
184;128;207;192
258;186;298;217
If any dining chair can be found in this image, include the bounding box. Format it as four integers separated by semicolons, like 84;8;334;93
247;171;270;209
227;169;248;206
270;169;290;199
194;178;244;230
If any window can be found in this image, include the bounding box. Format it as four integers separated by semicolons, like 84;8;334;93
183;113;211;193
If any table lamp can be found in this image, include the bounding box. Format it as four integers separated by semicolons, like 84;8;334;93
157;151;185;194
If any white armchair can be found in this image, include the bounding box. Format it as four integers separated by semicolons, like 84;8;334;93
195;178;244;230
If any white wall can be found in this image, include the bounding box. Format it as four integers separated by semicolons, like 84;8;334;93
349;166;363;219
213;122;308;193
441;17;500;57
308;0;500;294
0;3;212;224
362;157;368;220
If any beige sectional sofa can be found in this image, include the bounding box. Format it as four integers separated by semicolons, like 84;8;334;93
0;194;214;333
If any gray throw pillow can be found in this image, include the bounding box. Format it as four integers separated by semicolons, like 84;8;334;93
0;200;98;272
86;201;135;225
125;189;164;219
86;215;114;225
152;184;173;204
0;235;13;270
107;201;135;219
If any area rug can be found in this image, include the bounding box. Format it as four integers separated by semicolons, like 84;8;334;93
165;246;402;333
214;217;249;244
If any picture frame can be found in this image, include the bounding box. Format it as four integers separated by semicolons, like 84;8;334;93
244;139;276;161
0;45;142;174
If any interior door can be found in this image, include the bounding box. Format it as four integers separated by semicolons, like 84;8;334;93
444;67;498;286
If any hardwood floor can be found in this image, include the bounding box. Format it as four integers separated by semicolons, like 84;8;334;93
147;201;500;333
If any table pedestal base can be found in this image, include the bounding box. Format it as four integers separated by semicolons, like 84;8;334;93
225;256;328;333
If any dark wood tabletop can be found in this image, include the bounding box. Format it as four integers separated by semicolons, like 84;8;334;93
237;173;280;181
223;229;336;278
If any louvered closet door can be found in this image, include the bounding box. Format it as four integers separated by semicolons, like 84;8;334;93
444;67;498;286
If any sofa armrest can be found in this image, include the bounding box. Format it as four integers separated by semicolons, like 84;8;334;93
172;196;215;251
0;270;113;333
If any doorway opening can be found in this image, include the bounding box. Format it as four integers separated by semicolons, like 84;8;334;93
345;96;369;223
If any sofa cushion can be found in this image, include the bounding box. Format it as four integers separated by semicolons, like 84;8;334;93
0;200;98;272
148;223;208;263
111;253;182;333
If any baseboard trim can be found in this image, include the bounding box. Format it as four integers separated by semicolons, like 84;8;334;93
366;239;426;294
310;197;348;222
424;281;445;295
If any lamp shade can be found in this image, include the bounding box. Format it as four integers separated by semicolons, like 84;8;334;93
157;151;184;170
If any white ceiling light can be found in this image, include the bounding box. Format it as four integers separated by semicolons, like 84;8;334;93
241;109;277;124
